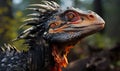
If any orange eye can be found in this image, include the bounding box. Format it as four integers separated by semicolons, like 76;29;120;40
65;12;75;21
65;12;80;22
66;13;75;19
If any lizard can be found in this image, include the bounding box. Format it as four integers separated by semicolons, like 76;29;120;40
0;1;105;71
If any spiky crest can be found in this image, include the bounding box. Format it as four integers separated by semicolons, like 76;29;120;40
14;1;60;48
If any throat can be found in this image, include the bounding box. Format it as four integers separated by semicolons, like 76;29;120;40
28;38;53;71
51;44;74;68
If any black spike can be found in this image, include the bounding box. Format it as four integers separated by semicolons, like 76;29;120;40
19;22;39;29
27;13;40;17
26;8;46;13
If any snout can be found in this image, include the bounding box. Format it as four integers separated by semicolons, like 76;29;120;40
87;10;105;29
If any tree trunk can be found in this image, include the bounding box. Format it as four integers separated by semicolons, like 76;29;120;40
0;0;13;18
0;0;13;44
93;0;103;18
93;0;104;33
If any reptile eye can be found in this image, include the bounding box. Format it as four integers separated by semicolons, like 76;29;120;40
65;12;75;21
65;12;80;22
65;12;75;20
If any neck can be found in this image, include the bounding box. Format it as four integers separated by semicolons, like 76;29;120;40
27;37;54;71
27;36;74;71
51;44;74;71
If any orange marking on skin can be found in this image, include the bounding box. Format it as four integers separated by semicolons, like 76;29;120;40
52;45;74;71
65;46;73;55
49;25;68;33
50;65;62;71
50;21;61;28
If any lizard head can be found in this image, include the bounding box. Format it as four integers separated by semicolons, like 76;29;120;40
46;7;105;46
42;3;105;68
18;1;105;69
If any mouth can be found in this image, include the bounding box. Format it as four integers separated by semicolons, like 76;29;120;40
48;23;105;45
62;23;105;33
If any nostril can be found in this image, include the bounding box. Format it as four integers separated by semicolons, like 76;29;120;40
88;14;94;19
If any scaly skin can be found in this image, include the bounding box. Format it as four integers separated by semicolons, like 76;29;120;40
44;6;105;71
0;1;105;71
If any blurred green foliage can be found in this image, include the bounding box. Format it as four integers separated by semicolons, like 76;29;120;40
86;33;116;48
